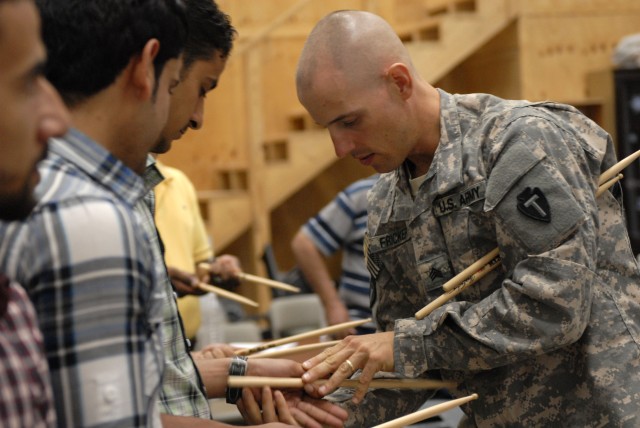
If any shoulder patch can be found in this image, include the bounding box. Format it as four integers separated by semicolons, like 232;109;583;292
517;187;551;223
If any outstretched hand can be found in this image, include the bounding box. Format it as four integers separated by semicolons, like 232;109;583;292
238;386;299;427
238;386;348;428
301;331;395;404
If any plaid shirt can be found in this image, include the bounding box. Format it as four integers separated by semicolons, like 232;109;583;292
0;277;55;427
0;129;164;427
138;157;211;418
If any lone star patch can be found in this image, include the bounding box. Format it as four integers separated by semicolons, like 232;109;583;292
517;187;551;223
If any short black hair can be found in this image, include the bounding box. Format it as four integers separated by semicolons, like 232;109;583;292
182;0;236;71
36;0;188;107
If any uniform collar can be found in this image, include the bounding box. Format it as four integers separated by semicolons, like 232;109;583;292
432;89;464;195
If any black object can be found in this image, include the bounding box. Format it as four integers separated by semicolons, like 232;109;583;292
614;68;640;254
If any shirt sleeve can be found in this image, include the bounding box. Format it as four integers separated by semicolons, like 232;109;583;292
302;190;358;256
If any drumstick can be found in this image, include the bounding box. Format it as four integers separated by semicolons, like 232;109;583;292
595;173;622;197
235;318;372;356
197;263;301;293
247;340;340;359
195;282;259;307
237;272;301;293
227;376;457;391
417;154;636;319
440;248;500;293
372;393;478;428
598;150;640;185
415;253;501;319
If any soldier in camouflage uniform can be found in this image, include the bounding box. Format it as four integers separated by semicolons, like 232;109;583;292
295;10;640;427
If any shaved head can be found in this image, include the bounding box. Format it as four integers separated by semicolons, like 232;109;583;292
295;10;440;175
296;10;415;96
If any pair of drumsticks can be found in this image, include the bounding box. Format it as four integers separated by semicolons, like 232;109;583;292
416;149;639;319
195;262;301;307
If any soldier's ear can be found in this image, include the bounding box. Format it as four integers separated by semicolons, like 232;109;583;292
386;63;412;100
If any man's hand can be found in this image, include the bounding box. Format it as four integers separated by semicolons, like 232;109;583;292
282;391;348;427
198;254;242;290
238;386;348;428
238;386;299;427
167;266;205;296
301;332;395;404
191;343;238;360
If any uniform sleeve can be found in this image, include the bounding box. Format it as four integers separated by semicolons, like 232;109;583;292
395;117;605;376
21;199;161;427
329;387;434;426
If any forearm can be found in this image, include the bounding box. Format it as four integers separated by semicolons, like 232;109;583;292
291;231;341;307
194;357;234;399
195;357;305;400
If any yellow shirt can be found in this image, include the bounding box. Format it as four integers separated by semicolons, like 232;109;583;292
154;161;213;339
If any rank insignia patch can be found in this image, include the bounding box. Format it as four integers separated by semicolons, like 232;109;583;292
364;234;381;280
517;187;551;223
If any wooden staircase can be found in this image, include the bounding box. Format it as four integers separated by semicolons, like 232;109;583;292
157;0;640;312
200;0;516;250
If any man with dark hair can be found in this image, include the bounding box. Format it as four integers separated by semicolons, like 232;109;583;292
0;0;69;426
0;0;187;426
143;1;348;426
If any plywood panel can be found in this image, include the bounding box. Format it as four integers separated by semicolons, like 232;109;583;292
519;14;640;101
261;37;309;140
513;0;640;16
270;156;373;272
436;21;521;99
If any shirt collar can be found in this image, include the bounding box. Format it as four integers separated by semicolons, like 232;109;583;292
432;89;464;195
48;128;147;206
143;154;164;192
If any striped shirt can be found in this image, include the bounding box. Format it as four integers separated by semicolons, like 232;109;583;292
0;277;55;427
302;175;378;333
0;129;164;427
138;157;211;418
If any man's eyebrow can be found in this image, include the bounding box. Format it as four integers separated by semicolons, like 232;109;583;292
327;112;357;127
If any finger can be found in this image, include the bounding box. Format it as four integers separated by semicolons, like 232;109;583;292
289;407;321;428
240;388;262;424
274;390;300;426
314;349;359;396
303;347;354;386
351;359;377;404
236;398;248;422
303;382;323;398
296;399;347;428
302;342;345;372
261;386;276;422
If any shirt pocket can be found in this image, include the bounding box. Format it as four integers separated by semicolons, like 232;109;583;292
365;227;431;330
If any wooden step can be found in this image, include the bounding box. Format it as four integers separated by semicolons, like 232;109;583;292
198;190;251;250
